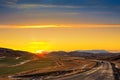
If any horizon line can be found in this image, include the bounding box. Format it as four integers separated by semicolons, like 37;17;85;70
0;24;120;28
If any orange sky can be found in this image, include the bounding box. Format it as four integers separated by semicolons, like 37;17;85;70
0;24;120;28
0;0;120;53
0;27;120;53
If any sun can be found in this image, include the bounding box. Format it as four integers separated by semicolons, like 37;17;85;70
36;50;45;54
27;41;51;53
35;50;47;57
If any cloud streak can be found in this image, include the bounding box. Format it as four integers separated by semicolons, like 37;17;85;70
1;0;120;13
0;0;120;25
0;0;18;6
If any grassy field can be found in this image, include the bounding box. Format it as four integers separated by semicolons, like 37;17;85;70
0;56;33;66
0;57;56;76
0;56;97;80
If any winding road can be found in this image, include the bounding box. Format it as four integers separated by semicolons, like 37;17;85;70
10;61;119;80
54;61;116;80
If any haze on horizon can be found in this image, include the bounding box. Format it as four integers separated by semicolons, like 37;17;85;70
0;27;120;53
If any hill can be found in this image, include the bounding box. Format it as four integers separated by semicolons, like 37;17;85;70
75;50;109;54
48;50;120;60
0;48;33;57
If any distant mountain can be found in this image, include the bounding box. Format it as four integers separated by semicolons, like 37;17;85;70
68;50;120;60
46;50;120;61
75;50;109;54
108;50;120;53
0;48;33;57
47;51;69;57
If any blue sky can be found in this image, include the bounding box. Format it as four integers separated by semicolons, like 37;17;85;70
0;0;120;26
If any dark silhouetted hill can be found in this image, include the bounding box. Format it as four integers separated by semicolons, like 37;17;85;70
0;48;34;57
75;50;109;54
47;51;68;57
48;50;120;61
68;51;120;60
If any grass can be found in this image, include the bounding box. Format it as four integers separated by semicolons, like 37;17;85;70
0;56;33;66
0;56;96;77
0;57;56;76
0;57;21;65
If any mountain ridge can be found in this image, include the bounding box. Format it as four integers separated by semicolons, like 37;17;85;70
0;48;33;57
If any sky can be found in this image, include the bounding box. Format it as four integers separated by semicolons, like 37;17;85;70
0;0;120;26
0;28;120;52
0;0;120;52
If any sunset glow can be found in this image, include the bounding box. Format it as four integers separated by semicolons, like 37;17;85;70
0;24;120;28
35;50;47;57
36;50;44;53
0;0;120;52
0;0;120;79
19;25;59;28
27;41;50;53
0;27;120;52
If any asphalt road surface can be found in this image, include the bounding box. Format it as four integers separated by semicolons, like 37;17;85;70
54;61;115;80
10;61;119;80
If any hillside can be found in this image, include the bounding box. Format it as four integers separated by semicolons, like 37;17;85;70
0;48;34;57
48;50;120;60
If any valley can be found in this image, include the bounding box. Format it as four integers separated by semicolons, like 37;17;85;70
0;48;120;80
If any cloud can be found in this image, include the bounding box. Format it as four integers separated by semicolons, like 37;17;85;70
5;0;18;4
0;0;120;25
17;0;97;6
10;4;81;9
1;0;120;12
12;0;120;13
16;0;120;7
0;0;19;14
0;0;18;6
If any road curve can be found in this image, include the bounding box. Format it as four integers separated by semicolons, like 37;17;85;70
9;61;117;80
54;61;115;80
